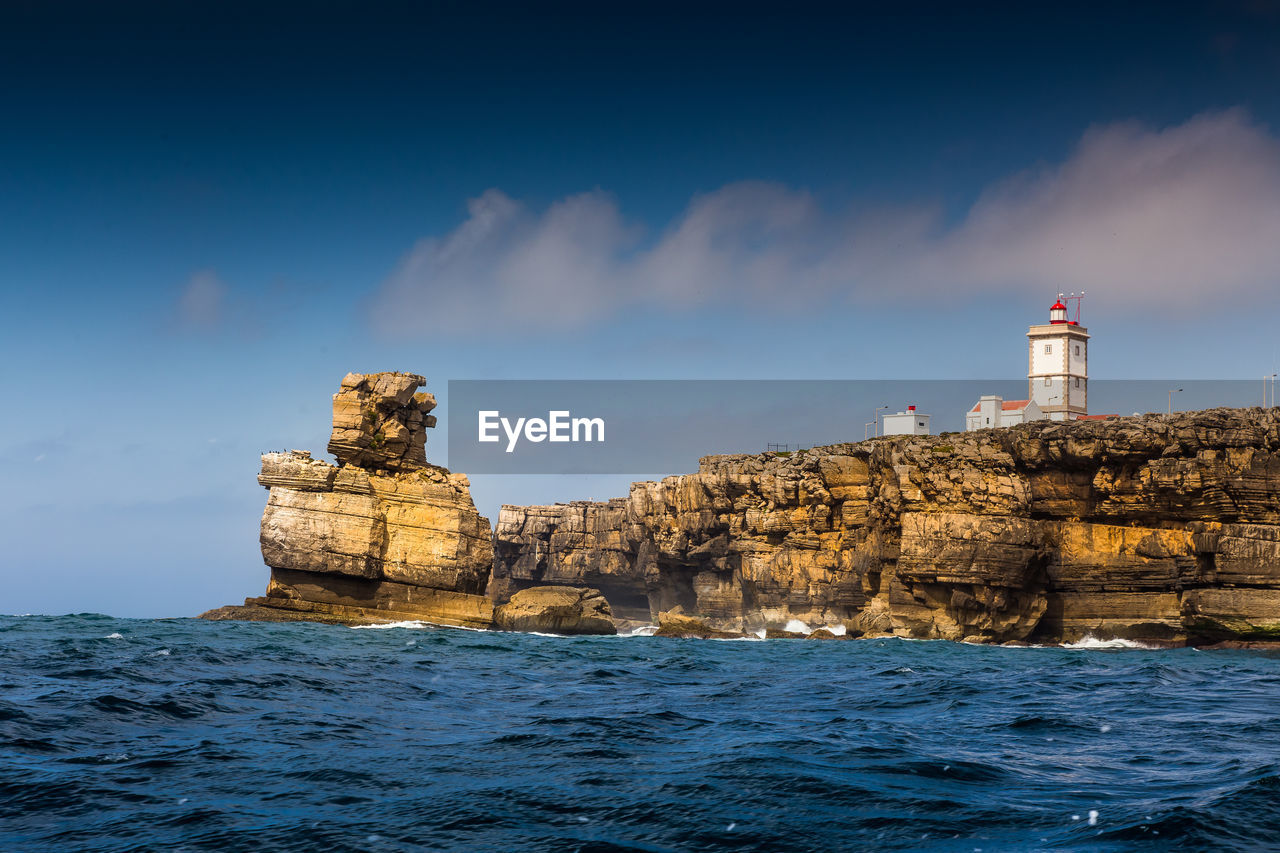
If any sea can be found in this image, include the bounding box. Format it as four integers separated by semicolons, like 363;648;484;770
2;615;1279;852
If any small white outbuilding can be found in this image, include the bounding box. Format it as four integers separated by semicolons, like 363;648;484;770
882;405;931;436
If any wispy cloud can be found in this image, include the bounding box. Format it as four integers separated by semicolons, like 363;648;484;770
170;270;318;339
1;437;71;466
373;109;1280;333
175;269;227;331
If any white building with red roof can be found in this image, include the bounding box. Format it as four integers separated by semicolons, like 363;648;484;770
966;396;1044;431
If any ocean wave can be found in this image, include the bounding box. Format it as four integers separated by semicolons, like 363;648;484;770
1060;635;1161;650
349;620;489;632
3;614;1280;852
349;620;434;630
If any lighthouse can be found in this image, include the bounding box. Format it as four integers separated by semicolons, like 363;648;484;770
1027;294;1089;420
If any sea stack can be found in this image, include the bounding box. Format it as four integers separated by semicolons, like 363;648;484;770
202;372;495;627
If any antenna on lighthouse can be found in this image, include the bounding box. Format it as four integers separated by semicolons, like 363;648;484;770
1061;291;1085;324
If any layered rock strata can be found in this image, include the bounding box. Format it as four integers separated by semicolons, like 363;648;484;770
202;373;496;627
327;371;438;472
491;408;1280;645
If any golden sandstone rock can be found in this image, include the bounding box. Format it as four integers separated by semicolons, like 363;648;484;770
205;376;1280;645
653;610;745;639
202;373;500;629
493;586;617;635
327;371;437;472
492;407;1280;646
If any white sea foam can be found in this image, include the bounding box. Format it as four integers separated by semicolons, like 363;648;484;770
623;625;659;637
1060;635;1158;650
350;620;488;632
1088;809;1099;826
783;619;811;634
151;648;170;657
104;632;124;640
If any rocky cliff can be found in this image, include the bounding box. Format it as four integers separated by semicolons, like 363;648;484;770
202;372;496;627
491;407;1280;645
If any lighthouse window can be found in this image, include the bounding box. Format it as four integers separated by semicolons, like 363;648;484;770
1044;344;1052;354
1075;378;1080;387
1075;345;1080;356
1044;378;1051;386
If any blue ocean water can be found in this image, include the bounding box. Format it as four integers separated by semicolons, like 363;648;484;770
2;616;1280;852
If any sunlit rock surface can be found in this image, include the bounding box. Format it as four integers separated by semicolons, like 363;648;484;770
492;407;1280;645
201;373;494;628
493;586;617;636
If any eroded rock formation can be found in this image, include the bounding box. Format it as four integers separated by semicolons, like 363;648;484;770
327;371;437;471
491;407;1280;645
203;372;496;627
493;586;617;635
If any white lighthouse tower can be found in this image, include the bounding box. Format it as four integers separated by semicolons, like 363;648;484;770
1027;294;1089;420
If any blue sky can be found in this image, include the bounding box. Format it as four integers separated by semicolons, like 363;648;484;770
4;2;1280;616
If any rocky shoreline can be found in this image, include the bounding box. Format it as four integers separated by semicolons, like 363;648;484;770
202;372;1280;646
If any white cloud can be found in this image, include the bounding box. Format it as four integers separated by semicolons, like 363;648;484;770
372;109;1280;333
918;108;1280;306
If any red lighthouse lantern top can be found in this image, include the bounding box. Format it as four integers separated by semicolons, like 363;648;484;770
1050;292;1083;325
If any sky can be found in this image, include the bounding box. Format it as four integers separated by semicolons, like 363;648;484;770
3;1;1280;616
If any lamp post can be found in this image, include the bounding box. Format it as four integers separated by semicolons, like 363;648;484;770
874;405;890;437
1267;374;1277;408
1168;388;1182;415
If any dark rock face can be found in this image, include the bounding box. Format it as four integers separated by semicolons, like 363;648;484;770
493;586;617;635
491;408;1280;645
